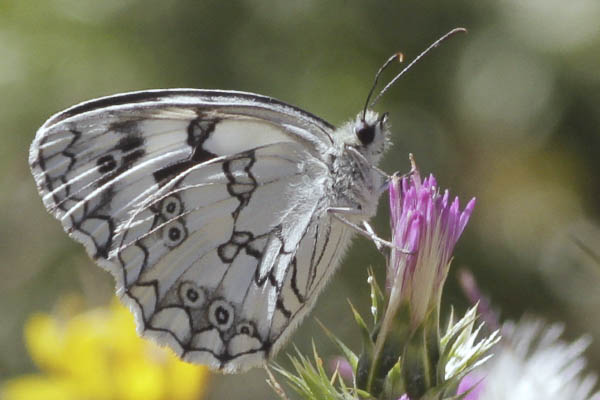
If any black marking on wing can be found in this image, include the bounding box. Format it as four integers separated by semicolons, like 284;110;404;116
306;225;345;300
181;341;271;366
252;233;285;287
269;224;346;346
123;149;145;165
96;147;145;187
76;186;118;258
116;134;145;152
36;123;120;259
97;154;117;173
187;116;218;148
223;151;257;220
147;305;193;341
289;257;305;304
109;119;142;134
276;298;292;319
217;230;255;263
82;215;115;259
267;272;278;290
152;116;219;184
44;89;335;136
58;133;81;172
119;243;149;288
35;128;81;177
125;280;160;324
308;222;331;291
246;239;264;260
129;280;274;365
307;224;320;293
153;160;196;184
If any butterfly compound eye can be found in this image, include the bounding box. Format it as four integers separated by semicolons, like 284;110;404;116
356;124;375;145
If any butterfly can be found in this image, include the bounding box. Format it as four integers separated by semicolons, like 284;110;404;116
28;29;464;373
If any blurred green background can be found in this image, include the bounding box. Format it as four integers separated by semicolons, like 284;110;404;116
2;0;600;398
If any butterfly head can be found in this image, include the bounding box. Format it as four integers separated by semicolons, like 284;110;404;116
331;110;390;219
349;109;391;165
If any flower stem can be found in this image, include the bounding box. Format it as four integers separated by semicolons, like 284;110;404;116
402;307;441;399
359;302;411;397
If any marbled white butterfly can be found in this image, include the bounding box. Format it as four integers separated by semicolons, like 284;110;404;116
28;29;464;372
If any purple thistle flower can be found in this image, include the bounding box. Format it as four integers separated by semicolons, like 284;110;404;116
368;166;477;399
387;169;476;328
457;373;485;400
328;356;354;383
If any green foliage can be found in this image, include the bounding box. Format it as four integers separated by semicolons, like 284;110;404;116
269;271;499;400
269;344;370;400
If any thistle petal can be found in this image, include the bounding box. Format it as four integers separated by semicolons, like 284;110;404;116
387;170;475;328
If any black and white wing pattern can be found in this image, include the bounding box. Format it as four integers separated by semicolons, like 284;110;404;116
29;89;391;372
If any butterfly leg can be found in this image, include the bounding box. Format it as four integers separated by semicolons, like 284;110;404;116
328;207;394;249
328;207;413;255
362;220;385;253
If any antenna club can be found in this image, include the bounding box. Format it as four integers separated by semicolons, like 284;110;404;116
369;27;468;108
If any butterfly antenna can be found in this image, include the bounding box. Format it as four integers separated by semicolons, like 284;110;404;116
370;27;467;108
362;52;404;121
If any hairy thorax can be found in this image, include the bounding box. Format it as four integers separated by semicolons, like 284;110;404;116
330;146;384;221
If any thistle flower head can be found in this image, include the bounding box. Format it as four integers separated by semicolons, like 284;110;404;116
269;159;497;400
387;168;476;328
363;164;480;399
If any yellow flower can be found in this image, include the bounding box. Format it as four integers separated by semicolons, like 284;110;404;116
2;296;210;400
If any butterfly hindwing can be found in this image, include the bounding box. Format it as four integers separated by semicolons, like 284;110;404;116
29;89;356;372
119;142;332;371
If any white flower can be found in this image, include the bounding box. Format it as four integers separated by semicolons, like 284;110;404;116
459;319;599;400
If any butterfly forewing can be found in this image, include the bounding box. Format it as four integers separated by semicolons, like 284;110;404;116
29;89;360;372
